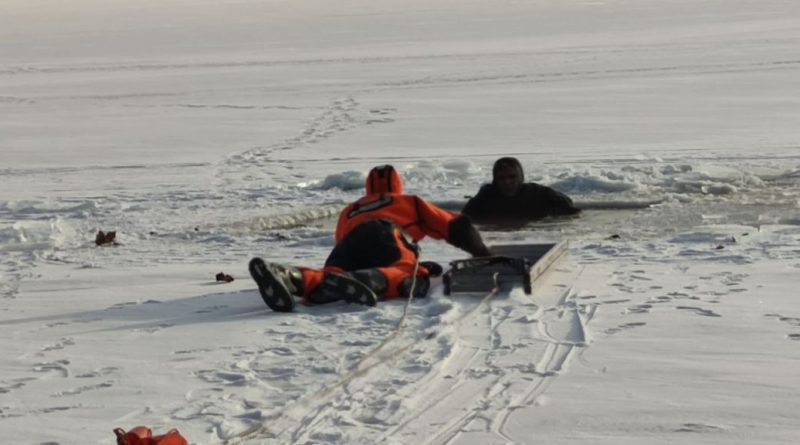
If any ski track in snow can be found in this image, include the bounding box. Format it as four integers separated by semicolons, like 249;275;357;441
188;259;596;445
179;241;800;445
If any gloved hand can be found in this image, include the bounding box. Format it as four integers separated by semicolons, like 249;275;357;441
474;245;492;257
419;261;444;277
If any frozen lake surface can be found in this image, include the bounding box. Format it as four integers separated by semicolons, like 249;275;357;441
1;1;799;444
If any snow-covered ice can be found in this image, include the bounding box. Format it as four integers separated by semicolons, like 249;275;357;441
1;0;799;444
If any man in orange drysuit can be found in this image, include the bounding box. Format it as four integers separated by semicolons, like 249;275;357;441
249;164;491;312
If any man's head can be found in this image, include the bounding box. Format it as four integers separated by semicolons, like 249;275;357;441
366;164;403;195
492;157;524;197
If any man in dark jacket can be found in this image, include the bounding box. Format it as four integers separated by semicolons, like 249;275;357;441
462;157;580;224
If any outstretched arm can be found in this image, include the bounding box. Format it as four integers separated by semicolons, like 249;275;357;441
414;197;491;257
446;216;491;257
545;188;581;215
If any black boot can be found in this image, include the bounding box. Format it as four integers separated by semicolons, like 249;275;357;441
349;269;388;299
398;275;431;299
249;258;304;312
308;271;377;307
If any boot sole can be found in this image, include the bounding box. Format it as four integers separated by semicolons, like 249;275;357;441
249;257;296;312
314;272;378;307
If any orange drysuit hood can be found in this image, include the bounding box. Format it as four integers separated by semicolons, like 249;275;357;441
366;165;403;195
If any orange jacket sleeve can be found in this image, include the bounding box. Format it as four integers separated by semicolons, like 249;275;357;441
410;196;456;240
